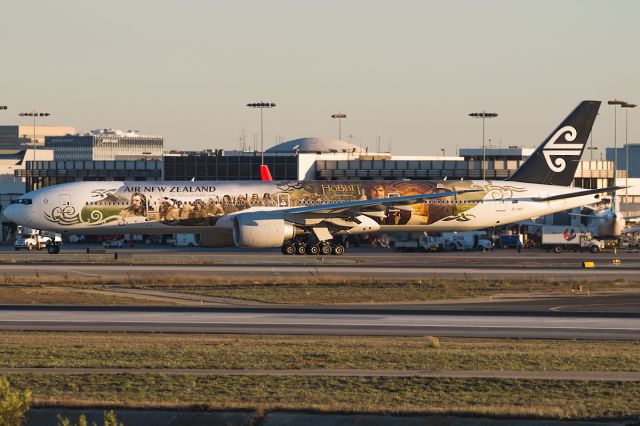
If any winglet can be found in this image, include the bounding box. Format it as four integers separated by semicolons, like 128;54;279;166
260;165;273;181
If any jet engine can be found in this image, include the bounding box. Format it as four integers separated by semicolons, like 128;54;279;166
232;212;298;248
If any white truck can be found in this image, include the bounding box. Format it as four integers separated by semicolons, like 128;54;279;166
394;233;444;252
14;226;63;253
394;232;491;252
541;226;604;253
167;234;199;247
442;231;493;251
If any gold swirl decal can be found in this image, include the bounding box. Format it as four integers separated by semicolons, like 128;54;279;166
441;212;476;222
471;184;526;200
44;206;121;227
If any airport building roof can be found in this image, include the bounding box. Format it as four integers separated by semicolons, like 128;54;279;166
265;137;365;154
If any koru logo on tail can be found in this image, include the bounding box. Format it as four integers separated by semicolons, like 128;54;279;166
542;126;582;172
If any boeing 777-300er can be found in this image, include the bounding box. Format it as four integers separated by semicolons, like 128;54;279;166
4;100;621;254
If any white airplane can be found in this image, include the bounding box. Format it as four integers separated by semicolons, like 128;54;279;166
4;100;620;254
571;195;640;238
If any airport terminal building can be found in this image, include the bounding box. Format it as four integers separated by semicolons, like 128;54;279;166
163;137;620;191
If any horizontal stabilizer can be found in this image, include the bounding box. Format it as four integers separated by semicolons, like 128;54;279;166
533;186;626;202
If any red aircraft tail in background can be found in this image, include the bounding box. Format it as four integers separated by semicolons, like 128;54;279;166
260;165;272;181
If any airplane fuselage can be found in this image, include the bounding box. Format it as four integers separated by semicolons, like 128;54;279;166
5;179;603;239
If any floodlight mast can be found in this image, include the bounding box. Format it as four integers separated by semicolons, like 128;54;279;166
608;99;626;189
621;102;636;210
19;111;51;185
246;102;276;166
331;113;347;140
469;111;498;180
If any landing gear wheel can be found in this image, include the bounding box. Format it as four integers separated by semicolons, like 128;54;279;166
282;244;295;255
295;244;307;255
332;244;345;255
307;245;320;255
553;246;562;253
320;244;332;256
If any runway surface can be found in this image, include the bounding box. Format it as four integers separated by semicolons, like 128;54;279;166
1;306;638;339
2;367;638;381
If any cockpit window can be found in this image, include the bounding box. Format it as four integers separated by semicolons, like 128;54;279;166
12;199;32;205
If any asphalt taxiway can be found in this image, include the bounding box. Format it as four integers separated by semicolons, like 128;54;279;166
1;247;639;339
2;245;640;279
0;305;638;340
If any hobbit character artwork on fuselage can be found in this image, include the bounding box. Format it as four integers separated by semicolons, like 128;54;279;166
42;180;492;230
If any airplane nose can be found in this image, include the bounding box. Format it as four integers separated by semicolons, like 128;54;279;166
3;204;20;224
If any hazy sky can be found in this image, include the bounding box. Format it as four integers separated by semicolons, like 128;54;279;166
2;1;639;156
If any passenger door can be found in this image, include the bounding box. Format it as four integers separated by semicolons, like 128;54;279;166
59;194;71;210
277;193;290;207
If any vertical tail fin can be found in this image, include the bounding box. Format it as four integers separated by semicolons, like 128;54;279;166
260;164;273;181
507;100;601;186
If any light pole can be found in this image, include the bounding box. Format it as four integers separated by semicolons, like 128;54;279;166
331;113;347;140
608;99;626;188
440;148;445;157
587;146;598;163
19;110;50;191
246;102;276;166
469;111;498;181
19;110;50;160
621;102;636;210
587;131;598;162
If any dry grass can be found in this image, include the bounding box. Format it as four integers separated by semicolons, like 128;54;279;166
0;286;167;305
0;332;638;372
164;276;639;304
1;274;638;304
5;374;640;419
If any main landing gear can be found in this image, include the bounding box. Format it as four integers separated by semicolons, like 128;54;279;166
281;240;345;256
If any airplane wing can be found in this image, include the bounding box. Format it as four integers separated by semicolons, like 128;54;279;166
273;189;481;241
531;186;626;202
282;190;481;218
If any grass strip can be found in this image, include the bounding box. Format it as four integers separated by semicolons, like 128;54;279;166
1;332;638;372
2;275;638;304
0;287;165;305
6;374;640;419
168;276;639;303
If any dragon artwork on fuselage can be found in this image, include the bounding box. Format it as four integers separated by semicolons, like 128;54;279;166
42;180;527;229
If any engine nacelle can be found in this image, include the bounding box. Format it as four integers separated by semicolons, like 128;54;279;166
232;212;297;248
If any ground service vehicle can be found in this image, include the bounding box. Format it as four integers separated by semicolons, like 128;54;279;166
14;226;62;253
541;226;604;253
167;234;199;247
442;231;493;251
102;239;126;249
